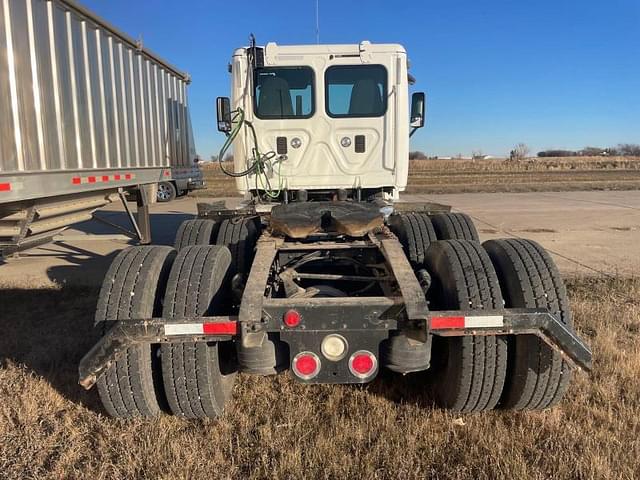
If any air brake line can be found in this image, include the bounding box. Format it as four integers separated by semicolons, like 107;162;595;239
217;107;283;199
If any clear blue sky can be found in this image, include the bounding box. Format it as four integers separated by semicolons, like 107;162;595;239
83;0;639;158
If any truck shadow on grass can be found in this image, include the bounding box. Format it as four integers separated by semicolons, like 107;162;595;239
0;210;192;414
368;369;440;409
0;276;442;416
0;278;439;416
0;283;106;414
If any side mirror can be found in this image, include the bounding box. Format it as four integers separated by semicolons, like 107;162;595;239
216;97;232;133
410;92;426;129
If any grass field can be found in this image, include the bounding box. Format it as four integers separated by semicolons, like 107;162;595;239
1;277;638;479
193;156;640;197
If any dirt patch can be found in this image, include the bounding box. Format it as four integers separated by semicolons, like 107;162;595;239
0;277;638;479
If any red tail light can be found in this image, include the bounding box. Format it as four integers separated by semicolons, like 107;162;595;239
292;352;320;380
349;350;377;379
283;309;301;327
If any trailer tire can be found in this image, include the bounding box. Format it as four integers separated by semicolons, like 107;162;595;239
95;246;175;418
174;219;218;250
215;216;260;307
388;213;437;264
430;213;479;241
160;245;237;419
424;240;507;412
483;238;573;410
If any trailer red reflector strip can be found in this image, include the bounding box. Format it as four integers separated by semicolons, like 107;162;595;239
164;321;238;336
0;183;11;192
72;172;137;185
430;315;504;330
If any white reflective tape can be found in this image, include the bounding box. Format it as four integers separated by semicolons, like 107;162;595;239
164;323;204;335
464;315;504;328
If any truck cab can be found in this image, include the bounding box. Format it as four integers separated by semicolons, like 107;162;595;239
217;41;425;201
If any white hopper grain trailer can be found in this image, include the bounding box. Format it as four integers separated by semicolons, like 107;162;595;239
78;37;592;419
0;0;197;256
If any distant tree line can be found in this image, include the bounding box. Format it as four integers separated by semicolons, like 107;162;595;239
409;151;429;160
537;144;640;157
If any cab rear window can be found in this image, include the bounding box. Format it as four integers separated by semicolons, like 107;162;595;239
325;65;387;118
254;67;314;119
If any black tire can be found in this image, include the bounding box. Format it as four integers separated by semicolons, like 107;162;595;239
161;245;237;419
388;213;437;264
157;181;177;202
174;219;218;250
483;238;573;410
95;246;175;418
215;216;260;307
424;240;508;412
430;213;479;241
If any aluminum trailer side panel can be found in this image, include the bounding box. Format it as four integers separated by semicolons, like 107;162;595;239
0;0;195;204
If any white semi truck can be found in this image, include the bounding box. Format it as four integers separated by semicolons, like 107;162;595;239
79;37;591;419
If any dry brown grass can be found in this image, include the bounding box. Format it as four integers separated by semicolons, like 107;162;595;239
194;156;640;197
0;276;638;479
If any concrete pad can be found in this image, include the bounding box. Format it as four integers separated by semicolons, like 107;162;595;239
0;191;638;288
405;191;640;277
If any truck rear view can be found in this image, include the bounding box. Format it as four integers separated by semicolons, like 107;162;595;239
79;39;591;419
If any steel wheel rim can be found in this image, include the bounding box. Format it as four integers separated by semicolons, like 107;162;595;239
157;184;170;201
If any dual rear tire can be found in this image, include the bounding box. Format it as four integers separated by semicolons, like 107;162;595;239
97;215;262;419
422;237;576;412
390;210;574;411
95;244;238;419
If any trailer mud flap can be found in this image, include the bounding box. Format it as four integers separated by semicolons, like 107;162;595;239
78;317;237;389
428;308;592;372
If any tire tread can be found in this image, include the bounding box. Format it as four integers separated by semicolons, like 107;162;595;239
483;238;573;410
95;246;175;418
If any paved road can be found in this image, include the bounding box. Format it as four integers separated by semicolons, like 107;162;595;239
1;190;638;288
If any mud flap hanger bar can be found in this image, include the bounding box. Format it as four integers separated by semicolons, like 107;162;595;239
78;317;238;390
429;308;593;373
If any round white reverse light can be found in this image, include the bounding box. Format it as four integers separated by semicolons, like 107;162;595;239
291;137;302;149
340;136;352;148
321;334;348;361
